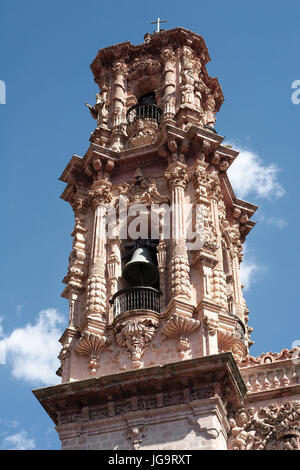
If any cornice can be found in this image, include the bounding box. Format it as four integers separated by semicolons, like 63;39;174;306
58;124;257;241
90;27;211;72
33;353;247;425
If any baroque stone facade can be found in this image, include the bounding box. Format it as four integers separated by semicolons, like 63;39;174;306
33;26;300;450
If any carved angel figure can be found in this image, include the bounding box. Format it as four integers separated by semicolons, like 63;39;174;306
229;418;255;450
86;86;109;127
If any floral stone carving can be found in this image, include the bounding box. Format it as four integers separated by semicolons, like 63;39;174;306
228;401;300;450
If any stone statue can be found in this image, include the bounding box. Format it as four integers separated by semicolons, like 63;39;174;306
86;85;109;127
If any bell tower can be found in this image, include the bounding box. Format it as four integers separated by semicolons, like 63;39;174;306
33;27;264;450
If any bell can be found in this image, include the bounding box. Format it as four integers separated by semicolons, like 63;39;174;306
122;247;158;286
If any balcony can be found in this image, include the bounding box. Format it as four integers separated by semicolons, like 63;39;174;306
126;103;162;148
110;286;161;319
126;102;162;125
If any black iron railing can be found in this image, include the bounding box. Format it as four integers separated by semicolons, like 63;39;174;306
126;103;162;125
110;286;161;318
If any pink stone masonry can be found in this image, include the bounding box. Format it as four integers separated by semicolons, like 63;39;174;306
34;27;300;451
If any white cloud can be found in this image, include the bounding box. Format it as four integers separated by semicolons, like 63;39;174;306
240;245;266;291
0;309;65;386
16;305;22;316
1;430;36;450
0;318;4;338
0;418;19;429
256;214;288;228
240;258;260;291
227;144;285;200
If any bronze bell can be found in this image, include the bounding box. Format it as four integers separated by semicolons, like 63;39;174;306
122;247;158;286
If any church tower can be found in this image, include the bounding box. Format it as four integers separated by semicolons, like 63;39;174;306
34;27;300;451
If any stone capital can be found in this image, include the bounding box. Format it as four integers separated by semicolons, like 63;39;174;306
165;162;189;189
88;181;113;209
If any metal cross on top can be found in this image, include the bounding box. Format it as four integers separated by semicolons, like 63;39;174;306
150;18;167;33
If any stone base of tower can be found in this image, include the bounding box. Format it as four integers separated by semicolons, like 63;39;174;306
33;353;246;450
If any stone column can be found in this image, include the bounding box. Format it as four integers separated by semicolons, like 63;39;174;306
191;170;229;357
210;180;227;310
165;161;191;301
58;190;88;381
74;181;112;375
106;241;121;324
65;191;88;326
111;60;127;151
191;159;217;301
162;161;200;357
157;239;167;313
229;225;245;320
161;48;176;120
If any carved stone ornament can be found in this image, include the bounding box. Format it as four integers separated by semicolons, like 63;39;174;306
75;331;110;375
86;85;109;127
180;46;197;106
63;216;87;290
127;118;159;148
225;223;243;257
85;157;115;182
128;54;161;79
114;317;159;369
165;163;189;188
194;205;218;253
202;220;218;252
192;166;211;197
161;314;200;358
118;170;169;205
112;59;127;77
125;425;148;450
228;401;300;450
57;344;71;377
85;265;107;316
203;316;219;337
218;326;247;362
88;182;113;209
188;417;220;440
210;269;227;307
239;348;300;368
169;254;192;299
204;93;217;127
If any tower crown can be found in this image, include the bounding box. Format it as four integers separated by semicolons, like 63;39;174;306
87;27;223;151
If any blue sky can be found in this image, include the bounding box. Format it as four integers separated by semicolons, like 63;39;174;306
0;0;300;450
